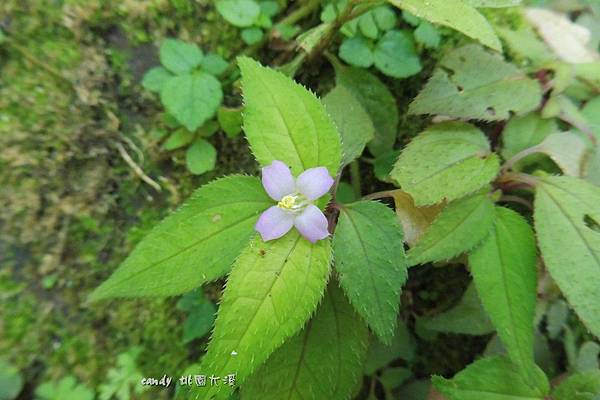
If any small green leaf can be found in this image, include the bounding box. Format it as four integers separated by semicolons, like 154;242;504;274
241;27;264;45
339;36;374;68
374;30;422;78
552;371;600;400
359;12;380;39
322;85;375;166
159;39;203;75
501;113;558;161
259;0;279;17
469;207;538;381
419;283;494;335
576;342;600;372
388;0;502;51
142;67;173;92
409;45;542;121
163;128;194;150
334;62;399;156
390;122;500;206
177;291;216;343
194;232;332;399
414;21;440;49
238;57;342;176
408;192;495;265
373;6;397;31
216;0;261;27
36;376;94;400
217;107;243;137
0;359;22;400
374;150;401;182
433;356;549;400
160;72;223;132
185;139;217;175
535;176;600;339
89;176;272;300
201;53;229;76
241;284;369;400
364;319;415;375
333;201;407;344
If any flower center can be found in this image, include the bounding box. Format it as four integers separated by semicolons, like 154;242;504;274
277;193;307;212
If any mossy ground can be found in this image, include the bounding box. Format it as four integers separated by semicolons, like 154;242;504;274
1;1;497;398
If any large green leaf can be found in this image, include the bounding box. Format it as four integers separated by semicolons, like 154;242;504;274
333;201;407;344
241;284;368;400
534;176;600;338
159;39;203;75
409;45;542;121
388;0;502;51
89;176;272;300
192;231;332;399
552;371;600;400
160;72;223;131
334;62;399;156
465;0;521;7
238;57;342;176
433;356;549;400
408;192;495;266
322;85;374;166
469;207;538;381
390;122;500;206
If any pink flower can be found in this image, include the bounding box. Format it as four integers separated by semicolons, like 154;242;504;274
255;160;334;243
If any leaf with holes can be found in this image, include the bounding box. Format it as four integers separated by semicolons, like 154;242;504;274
390;122;500;206
333;201;407;344
89;176;272;300
535;176;600;339
409;45;542;121
190;232;331;399
239;57;342;176
241;284;368;400
408;191;495;266
469;207;538;382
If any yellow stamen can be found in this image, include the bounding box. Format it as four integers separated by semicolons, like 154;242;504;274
278;195;296;210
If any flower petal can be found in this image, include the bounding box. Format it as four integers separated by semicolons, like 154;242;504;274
255;206;295;241
261;160;295;201
294;205;329;243
296;167;334;200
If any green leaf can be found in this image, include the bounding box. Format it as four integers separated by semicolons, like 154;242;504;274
241;284;368;400
339;36;374;68
364;319;415;375
576;342;600;372
142;66;173;92
469;207;538;381
359;12;379;39
89;176;272;300
333;201;407;344
409;45;542;121
372;6;397;31
388;0;502;51
159;39;203;75
322;85;375;166
334;62;399;156
433;356;549;400
200;53;229;76
408;192;495;265
217;107;243;138
374;30;422;78
36;376;94;400
390;122;500;206
534;132;590;177
464;0;521;7
380;368;412;390
414;21;441;49
419;283;494;335
552;371;600;400
374;150;401;182
259;1;279;18
185;139;217;175
535;176;600;338
501;113;558;160
177;291;216;343
241;27;264;45
216;0;260;27
99;348;146;400
238;57;342;176
0;359;22;400
160;72;223;132
163;128;194;150
194;231;332;399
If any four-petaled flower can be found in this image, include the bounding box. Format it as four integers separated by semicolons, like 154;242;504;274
256;160;334;243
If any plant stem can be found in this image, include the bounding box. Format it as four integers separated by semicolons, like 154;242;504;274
350;160;362;198
501;145;541;173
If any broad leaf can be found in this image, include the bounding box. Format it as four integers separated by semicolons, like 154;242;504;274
408;192;495;266
390;190;443;247
552;371;600;400
200;54;228;76
334;62;399;156
217;107;243;138
419;283;494;336
322;85;375;166
388;0;502;51
185;139;217;175
333;201;407;344
390;122;500;206
469;207;538;381
193;231;331;399
89;176;272;300
163;128;194;150
241;284;368;400
501;113;558;161
534;132;589;177
142;67;172;93
339;36;374;68
409;45;542;121
465;0;521;6
433;356;549;400
161;72;223;132
159;39;203;75
216;0;260;27
535;176;600;338
239;57;342;176
374;30;422;78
